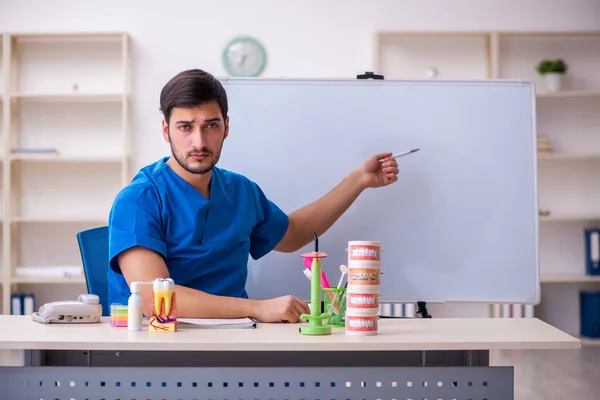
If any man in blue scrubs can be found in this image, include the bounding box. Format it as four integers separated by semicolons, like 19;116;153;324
108;69;399;323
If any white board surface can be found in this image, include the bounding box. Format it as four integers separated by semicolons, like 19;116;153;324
217;77;539;304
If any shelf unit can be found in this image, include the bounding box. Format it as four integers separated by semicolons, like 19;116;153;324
0;32;131;315
1;33;6;314
374;30;600;342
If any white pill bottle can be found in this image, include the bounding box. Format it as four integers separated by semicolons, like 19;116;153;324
127;282;143;331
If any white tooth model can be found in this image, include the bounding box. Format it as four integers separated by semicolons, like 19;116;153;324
153;278;175;316
150;277;177;332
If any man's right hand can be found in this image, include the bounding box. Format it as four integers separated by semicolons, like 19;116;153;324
251;295;311;323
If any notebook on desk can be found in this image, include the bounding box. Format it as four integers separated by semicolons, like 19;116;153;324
177;317;257;329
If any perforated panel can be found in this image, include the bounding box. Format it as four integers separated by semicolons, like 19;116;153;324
1;365;512;399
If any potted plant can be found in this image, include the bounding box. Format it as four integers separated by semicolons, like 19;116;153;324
536;59;568;92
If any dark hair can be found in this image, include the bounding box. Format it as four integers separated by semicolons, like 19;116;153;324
159;69;228;124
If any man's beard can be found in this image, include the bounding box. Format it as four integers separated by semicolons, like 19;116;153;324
170;142;221;175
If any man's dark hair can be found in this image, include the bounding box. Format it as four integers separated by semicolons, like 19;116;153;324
159;69;228;124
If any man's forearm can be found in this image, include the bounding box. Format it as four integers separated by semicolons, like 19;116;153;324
278;169;366;252
120;247;260;319
142;284;257;319
175;285;258;318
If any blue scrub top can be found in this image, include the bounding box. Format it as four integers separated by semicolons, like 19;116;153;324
107;157;289;306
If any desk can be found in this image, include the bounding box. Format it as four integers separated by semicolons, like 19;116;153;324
0;315;580;399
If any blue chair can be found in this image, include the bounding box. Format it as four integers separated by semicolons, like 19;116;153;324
77;226;110;316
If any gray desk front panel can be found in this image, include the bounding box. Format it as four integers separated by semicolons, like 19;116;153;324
1;365;512;399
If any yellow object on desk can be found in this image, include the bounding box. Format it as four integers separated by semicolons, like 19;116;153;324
149;278;177;332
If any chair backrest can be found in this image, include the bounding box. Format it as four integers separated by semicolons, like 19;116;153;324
77;226;110;316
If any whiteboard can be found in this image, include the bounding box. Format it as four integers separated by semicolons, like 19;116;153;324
216;77;539;304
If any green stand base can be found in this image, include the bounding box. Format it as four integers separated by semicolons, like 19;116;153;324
299;324;332;335
299;312;332;335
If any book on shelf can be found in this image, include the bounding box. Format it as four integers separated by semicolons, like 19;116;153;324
492;304;534;318
14;266;83;278
537;135;552;155
580;291;600;339
585;228;600;275
10;147;58;154
10;293;35;315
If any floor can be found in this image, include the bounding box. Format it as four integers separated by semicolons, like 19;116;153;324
491;347;600;400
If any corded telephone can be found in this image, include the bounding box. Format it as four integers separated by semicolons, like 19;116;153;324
31;294;103;324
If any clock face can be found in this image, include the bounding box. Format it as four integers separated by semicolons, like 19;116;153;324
222;36;266;77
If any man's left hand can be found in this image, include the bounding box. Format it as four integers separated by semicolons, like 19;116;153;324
358;152;400;189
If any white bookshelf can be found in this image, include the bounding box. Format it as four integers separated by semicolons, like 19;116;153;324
375;30;600;342
510;31;600;343
1;32;131;315
542;274;600;283
374;31;493;79
538;152;600;161
1;33;6;315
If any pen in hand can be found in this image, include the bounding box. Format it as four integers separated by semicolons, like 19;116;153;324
379;148;420;162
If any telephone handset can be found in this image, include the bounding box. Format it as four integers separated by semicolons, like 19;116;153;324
31;294;103;324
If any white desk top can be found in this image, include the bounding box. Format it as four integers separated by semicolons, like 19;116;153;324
0;316;580;352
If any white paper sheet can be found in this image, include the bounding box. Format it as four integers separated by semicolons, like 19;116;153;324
177;317;256;329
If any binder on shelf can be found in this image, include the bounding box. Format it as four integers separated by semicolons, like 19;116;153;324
22;293;35;315
524;304;535;318
404;303;416;318
379;303;392;316
9;293;35;315
10;294;22;315
585;228;600;275
580;291;600;339
512;304;523;318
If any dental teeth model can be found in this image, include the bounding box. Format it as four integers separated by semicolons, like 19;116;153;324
154;278;175;316
149;277;177;332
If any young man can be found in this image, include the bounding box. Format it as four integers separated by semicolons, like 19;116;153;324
107;69;399;323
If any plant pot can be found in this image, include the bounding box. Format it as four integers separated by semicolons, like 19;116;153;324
544;73;564;92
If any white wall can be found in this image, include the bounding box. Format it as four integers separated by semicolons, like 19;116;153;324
2;0;599;317
1;0;599;173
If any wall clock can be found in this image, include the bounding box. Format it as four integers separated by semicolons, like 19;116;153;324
222;36;267;77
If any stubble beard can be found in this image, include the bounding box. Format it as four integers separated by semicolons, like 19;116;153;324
168;132;223;175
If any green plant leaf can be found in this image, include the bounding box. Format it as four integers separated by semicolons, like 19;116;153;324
536;59;568;74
